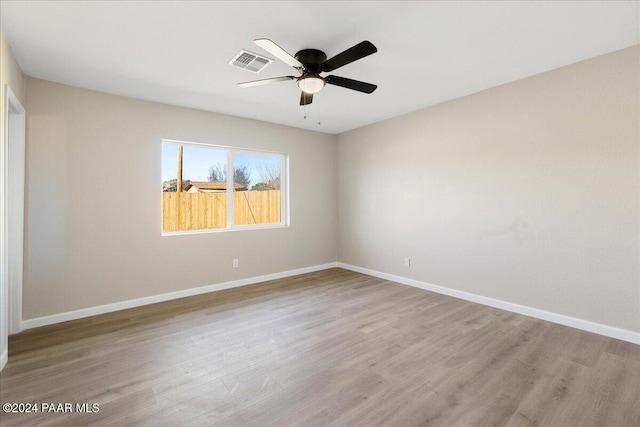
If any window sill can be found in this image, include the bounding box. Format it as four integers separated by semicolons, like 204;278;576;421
161;223;289;237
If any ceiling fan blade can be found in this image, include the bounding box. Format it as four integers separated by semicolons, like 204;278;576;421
325;75;377;94
254;39;303;68
320;41;377;72
237;76;295;88
299;91;313;106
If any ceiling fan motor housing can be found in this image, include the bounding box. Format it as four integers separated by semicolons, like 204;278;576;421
295;49;327;72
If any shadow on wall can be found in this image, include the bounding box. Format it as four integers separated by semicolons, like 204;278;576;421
477;216;529;244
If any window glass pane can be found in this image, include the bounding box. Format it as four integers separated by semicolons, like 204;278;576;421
162;143;228;231
162;140;286;234
232;152;282;225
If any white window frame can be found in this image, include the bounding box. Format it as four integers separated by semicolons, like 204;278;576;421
161;139;289;236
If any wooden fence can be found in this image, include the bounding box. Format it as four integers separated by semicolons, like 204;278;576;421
162;190;281;231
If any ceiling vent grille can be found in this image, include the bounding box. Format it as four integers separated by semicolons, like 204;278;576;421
229;50;273;73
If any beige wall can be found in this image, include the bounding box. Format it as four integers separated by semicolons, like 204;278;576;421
1;30;26;364
24;78;337;319
338;46;640;333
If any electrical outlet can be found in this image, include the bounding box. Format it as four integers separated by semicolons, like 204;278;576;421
233;259;239;268
404;258;411;268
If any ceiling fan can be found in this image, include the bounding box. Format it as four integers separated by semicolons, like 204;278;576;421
237;39;378;105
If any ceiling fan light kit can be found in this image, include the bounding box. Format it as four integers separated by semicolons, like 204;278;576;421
237;38;378;105
297;76;325;94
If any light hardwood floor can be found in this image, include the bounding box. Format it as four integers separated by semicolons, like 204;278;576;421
1;268;638;426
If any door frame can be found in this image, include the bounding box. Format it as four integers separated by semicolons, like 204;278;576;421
2;85;26;343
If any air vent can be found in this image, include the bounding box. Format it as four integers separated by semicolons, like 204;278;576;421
229;50;273;73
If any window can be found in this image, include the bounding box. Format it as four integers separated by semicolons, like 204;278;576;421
161;140;287;233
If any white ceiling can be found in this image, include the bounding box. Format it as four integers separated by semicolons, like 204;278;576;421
1;1;638;134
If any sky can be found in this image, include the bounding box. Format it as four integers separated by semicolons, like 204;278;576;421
162;143;280;188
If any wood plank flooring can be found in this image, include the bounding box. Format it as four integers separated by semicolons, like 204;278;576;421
1;268;638;426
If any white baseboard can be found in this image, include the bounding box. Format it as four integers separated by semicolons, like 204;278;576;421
21;262;338;331
1;349;7;371
337;263;640;345
18;261;640;345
